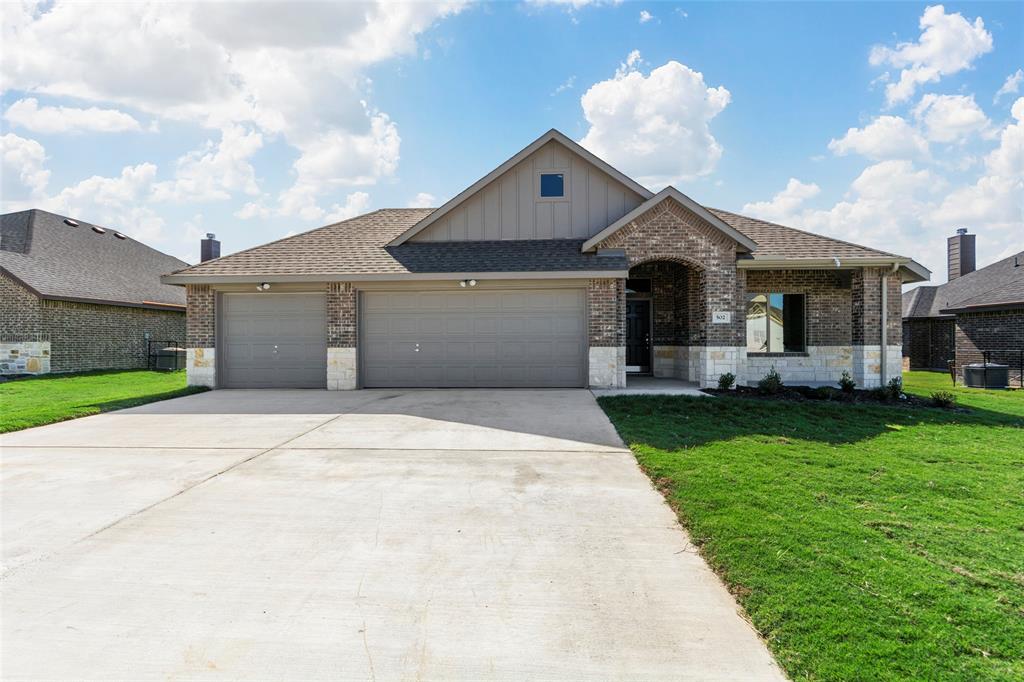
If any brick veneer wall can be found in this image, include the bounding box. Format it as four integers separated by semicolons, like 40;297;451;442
40;299;184;372
954;309;1024;376
744;269;853;346
327;282;357;347
186;284;215;348
596;198;740;347
587;278;625;346
851;267;902;347
0;272;42;339
629;261;691;345
903;317;955;370
2;272;183;373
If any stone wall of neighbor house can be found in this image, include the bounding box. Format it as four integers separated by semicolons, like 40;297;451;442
185;284;216;387
903;317;955;370
1;271;184;375
954;309;1024;380
40;299;184;373
327;282;358;390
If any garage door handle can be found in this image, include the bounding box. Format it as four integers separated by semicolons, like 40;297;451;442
273;345;279;354
414;343;420;353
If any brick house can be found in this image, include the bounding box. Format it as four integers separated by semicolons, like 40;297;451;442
163;130;929;390
1;209;187;375
903;228;1024;376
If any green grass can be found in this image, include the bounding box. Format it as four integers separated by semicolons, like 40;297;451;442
598;371;1024;681
0;369;207;433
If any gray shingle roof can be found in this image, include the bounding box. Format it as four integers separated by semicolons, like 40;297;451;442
1;209;187;308
167;209;627;278
168;205;916;281
707;208;901;260
903;250;1024;317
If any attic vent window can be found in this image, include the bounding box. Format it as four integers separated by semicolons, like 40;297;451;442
64;218;79;227
539;173;565;198
114;232;127;240
91;226;106;234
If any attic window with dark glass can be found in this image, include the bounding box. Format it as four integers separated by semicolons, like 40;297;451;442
539;173;564;198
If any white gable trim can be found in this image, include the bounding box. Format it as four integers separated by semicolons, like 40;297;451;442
580;186;759;253
388;129;654;246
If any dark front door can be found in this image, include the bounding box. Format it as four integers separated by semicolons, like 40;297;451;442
626;299;651;373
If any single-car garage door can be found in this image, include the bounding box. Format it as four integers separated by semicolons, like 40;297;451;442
361;289;586;388
221;293;327;388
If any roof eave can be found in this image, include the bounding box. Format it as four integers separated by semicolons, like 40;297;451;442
388;129;654;246
939;301;1024;315
738;256;930;282
161;269;629;285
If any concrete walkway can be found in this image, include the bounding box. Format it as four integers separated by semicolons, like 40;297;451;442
591;376;709;397
1;389;784;681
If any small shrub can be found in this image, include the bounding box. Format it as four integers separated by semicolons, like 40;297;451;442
838;370;856;393
813;386;838;401
870;386;891;402
758;367;784;395
887;376;904;400
930;390;957;408
717;372;736;390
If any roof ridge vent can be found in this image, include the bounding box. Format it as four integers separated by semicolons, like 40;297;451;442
64;218;79;227
91;226;106;234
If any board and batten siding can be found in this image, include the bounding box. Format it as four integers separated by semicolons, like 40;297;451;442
411;141;645;242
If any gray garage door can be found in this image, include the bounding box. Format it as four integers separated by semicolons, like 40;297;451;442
221;293;327;388
361;289;586;388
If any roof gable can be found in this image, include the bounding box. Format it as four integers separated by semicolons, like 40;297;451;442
581;187;758;253
1;209;187;308
389;129;653;246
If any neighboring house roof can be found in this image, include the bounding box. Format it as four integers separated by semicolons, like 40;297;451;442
163;209;629;283
903;250;1024;317
581;187;758;253
904;250;1024;317
1;209;187;309
388;129;654;246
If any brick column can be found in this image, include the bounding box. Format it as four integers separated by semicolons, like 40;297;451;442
185;284;216;387
587;278;626;388
851;267;902;388
326;282;357;389
691;260;744;389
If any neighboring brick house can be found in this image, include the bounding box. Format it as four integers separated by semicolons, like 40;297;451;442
164;129;929;390
903;228;1024;376
1;209;187;374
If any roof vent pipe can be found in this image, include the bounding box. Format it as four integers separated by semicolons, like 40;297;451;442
201;233;221;262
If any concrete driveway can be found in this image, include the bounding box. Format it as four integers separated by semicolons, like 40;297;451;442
2;389;783;681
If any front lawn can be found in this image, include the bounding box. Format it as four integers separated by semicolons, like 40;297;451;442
599;371;1023;681
0;369;206;433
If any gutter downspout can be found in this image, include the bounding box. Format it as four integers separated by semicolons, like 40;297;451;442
880;263;899;386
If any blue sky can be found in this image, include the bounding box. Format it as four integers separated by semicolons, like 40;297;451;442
1;1;1021;284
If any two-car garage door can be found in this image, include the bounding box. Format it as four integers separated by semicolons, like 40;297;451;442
360;289;587;388
219;288;587;388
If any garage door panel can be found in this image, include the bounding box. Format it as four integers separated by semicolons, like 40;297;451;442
221;294;327;389
361;289;585;388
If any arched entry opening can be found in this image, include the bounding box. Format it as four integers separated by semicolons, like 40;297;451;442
626;259;706;380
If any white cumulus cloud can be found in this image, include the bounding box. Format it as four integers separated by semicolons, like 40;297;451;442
1;133;51;197
579;51;731;188
639;10;654;24
870;5;993;105
151;125;264;203
742;179;821;224
995;69;1023;103
828;116;929;160
3;98;143;134
912;94;990;143
408;192;437;208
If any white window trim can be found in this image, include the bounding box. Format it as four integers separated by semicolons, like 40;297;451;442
536;169;570;202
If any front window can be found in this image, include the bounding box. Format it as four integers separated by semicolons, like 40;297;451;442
539;173;565;198
746;293;806;353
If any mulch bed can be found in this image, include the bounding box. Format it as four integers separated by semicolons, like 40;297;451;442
704;384;965;411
